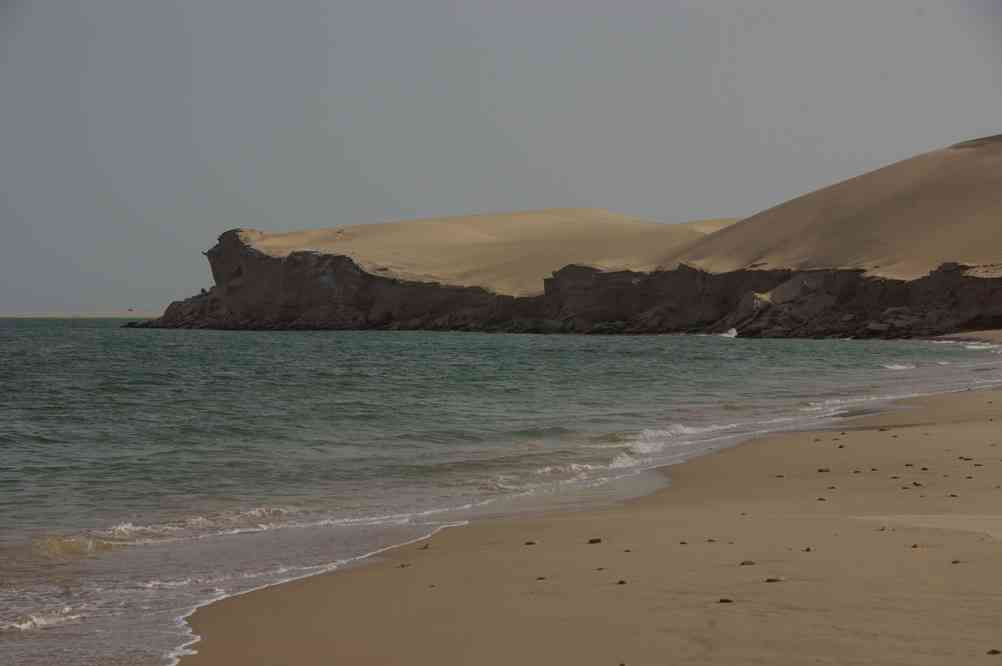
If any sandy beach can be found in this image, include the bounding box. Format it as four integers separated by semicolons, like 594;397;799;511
180;385;1002;665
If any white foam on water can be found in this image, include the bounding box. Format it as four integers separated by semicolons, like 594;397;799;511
1;607;82;633
609;452;639;468
74;504;484;550
533;462;601;476
882;363;916;370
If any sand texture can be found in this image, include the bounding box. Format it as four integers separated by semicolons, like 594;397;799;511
181;388;1002;665
667;135;1002;278
241;209;735;296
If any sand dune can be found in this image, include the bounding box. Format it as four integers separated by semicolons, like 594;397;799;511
239;134;1002;297
666;135;1002;278
242;209;736;297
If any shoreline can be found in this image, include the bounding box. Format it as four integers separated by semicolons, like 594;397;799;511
177;380;1002;665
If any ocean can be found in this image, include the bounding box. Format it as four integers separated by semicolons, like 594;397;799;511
2;318;1000;665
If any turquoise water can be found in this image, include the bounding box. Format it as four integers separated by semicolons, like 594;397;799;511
2;319;1001;664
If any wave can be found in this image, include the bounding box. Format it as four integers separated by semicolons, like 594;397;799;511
29;505;451;561
882;363;916;370
1;607;82;632
533;462;601;476
86;507;303;544
33;535;121;558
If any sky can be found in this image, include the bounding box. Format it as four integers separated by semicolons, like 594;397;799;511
1;1;1001;314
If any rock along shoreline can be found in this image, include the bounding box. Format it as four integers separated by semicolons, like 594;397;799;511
127;230;1002;339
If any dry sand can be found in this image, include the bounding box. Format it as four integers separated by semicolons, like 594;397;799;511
241;209;736;296
181;388;1002;666
666;135;1002;279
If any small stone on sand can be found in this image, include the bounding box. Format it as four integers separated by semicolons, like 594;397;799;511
739;560;755;566
764;577;783;583
524;541;536;546
588;538;602;544
718;598;734;603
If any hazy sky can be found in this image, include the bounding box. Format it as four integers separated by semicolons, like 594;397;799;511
2;1;1001;313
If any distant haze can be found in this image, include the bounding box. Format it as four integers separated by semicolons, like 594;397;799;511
2;1;1001;314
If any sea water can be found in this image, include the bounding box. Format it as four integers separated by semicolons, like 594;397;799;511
1;319;1000;664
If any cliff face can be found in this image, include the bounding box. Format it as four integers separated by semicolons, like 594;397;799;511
129;230;1002;338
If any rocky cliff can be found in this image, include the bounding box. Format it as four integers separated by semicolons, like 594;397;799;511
128;230;1002;338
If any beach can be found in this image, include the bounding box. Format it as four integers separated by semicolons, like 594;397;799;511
181;386;1002;665
10;323;999;665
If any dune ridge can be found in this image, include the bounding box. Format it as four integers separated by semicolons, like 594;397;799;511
666;136;1002;278
242;209;736;297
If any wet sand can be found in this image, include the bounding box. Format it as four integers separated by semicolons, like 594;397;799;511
180;388;1002;665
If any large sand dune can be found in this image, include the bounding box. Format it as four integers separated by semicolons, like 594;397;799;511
242;209;735;296
666;135;1002;278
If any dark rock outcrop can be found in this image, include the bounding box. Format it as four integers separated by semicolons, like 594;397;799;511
127;230;1002;338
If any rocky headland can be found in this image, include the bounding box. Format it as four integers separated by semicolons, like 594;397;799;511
128;229;1002;338
130;136;1002;338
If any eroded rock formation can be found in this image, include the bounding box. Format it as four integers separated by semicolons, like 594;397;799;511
127;230;1002;338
